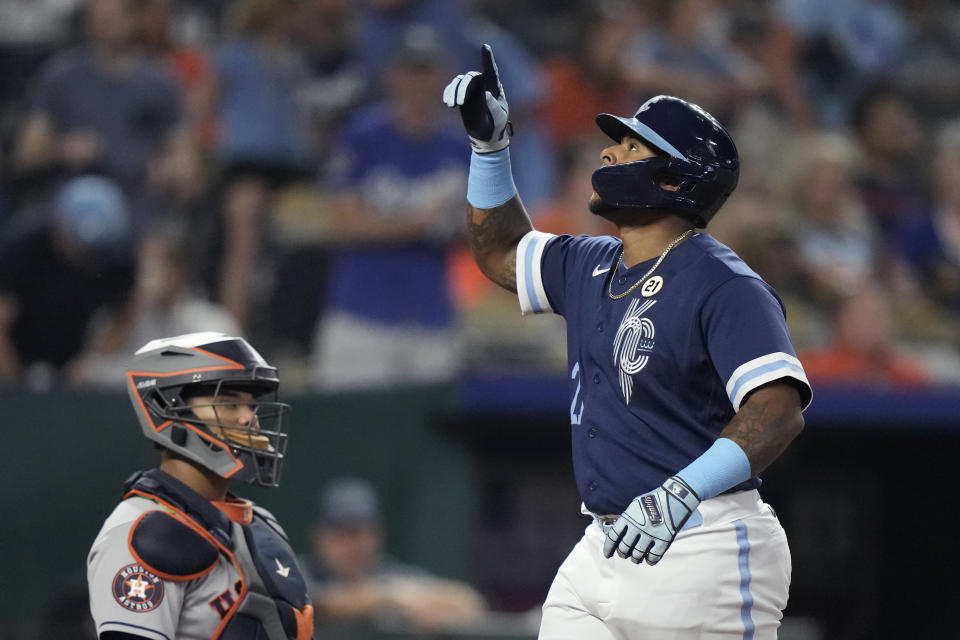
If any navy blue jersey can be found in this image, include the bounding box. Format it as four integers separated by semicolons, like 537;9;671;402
516;231;812;515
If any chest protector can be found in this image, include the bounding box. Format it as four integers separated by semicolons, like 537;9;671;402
123;469;314;640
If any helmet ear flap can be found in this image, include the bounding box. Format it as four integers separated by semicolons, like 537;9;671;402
654;169;685;191
138;388;171;427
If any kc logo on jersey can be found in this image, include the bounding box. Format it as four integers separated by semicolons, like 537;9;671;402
112;564;164;612
613;298;657;404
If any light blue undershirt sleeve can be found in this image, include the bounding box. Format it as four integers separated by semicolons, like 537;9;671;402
467;148;517;209
675;437;752;500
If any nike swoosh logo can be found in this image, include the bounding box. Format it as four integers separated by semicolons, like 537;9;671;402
592;265;611;277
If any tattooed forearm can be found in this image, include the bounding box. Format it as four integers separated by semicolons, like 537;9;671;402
466;198;532;256
719;383;804;475
494;251;518;292
466;197;532;292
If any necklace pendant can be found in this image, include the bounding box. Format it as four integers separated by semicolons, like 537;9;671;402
607;229;694;301
640;275;664;297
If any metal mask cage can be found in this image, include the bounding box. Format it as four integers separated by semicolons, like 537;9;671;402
163;378;290;487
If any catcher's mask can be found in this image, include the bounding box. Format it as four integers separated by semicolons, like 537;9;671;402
126;332;290;488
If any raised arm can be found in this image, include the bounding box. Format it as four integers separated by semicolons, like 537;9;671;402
444;45;533;293
466;197;531;293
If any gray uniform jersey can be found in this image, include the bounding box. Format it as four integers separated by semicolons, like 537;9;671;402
87;496;242;640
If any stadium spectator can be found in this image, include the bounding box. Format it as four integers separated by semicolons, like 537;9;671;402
893;0;960;122
11;0;194;221
0;0;79;120
921;121;960;311
66;224;239;390
276;0;365;359
851;84;930;243
355;0;473;96
306;477;487;632
884;120;960;323
619;0;766;123
293;0;368;159
766;0;908;128
782;132;881;305
205;0;313;333
309;27;468;390
0;175;134;388
538;2;642;152
799;284;931;388
210;0;311;169
135;0;217;156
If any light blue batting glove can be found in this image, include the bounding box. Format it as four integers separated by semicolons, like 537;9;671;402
602;476;701;566
442;44;511;153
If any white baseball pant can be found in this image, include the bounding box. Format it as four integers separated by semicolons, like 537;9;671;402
539;490;791;640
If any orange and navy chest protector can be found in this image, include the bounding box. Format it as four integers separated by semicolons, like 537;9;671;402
87;469;313;640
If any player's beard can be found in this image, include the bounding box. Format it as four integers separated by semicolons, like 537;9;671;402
588;192;632;224
589;192;642;227
588;191;611;216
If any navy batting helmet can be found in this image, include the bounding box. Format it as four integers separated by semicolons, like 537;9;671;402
126;332;290;487
592;95;739;227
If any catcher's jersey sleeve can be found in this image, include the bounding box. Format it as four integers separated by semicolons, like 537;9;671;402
87;499;185;640
87;497;242;640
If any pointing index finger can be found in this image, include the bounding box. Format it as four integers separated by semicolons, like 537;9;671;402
481;44;500;98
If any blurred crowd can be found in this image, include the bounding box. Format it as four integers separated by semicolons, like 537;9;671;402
1;0;960;393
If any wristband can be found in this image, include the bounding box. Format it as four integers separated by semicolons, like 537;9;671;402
467;148;517;209
675;438;751;500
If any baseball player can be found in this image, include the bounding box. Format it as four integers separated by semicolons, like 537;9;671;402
444;46;812;639
86;331;313;640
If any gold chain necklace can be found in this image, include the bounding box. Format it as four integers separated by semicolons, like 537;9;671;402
607;229;695;300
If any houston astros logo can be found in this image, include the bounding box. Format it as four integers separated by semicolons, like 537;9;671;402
112;564;164;612
613;298;657;404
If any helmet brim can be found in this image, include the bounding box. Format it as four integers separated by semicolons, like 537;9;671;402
595;113;688;161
